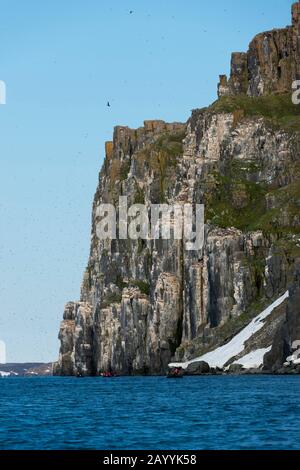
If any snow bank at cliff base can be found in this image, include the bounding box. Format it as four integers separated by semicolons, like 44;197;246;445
169;291;289;370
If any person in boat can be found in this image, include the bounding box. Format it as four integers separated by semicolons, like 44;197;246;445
102;368;116;377
167;367;184;378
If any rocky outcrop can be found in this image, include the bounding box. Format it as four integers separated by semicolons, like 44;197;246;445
218;1;300;97
55;2;300;376
54;302;93;376
185;361;210;376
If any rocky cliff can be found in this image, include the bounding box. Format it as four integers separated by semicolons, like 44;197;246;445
218;1;300;98
54;2;300;376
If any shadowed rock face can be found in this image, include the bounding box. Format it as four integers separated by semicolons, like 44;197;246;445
218;2;300;98
264;261;300;372
54;3;300;376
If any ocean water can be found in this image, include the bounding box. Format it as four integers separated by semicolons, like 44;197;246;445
0;376;300;450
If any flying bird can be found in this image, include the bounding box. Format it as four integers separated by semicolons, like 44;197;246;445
107;101;111;107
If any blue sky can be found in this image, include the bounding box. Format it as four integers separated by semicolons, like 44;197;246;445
0;0;294;363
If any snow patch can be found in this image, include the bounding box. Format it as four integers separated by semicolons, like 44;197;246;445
0;371;10;377
232;347;272;369
169;291;289;370
285;344;300;366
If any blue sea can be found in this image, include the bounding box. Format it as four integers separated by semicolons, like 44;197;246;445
0;376;300;450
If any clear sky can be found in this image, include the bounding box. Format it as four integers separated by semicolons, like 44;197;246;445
0;0;294;363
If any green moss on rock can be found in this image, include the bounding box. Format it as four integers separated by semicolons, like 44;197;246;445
136;130;185;202
100;292;122;309
210;93;300;133
129;280;150;296
205;161;268;230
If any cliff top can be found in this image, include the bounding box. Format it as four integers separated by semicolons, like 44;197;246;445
218;1;300;98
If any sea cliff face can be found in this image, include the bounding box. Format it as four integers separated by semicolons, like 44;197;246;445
54;2;300;376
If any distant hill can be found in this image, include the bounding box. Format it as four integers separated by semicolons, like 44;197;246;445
0;363;53;377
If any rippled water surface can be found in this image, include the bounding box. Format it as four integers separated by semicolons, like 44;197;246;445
0;376;300;449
